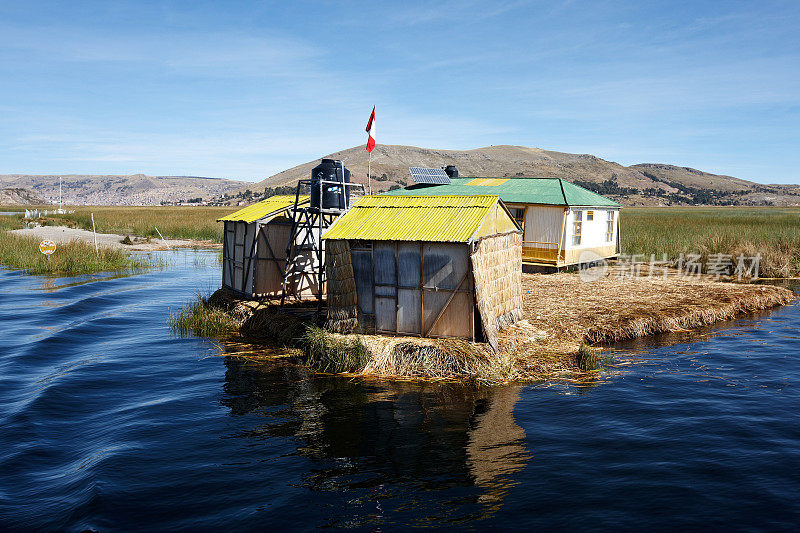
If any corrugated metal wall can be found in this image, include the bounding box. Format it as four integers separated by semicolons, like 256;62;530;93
347;240;475;339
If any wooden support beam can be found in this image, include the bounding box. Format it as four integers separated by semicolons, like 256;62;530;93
242;223;259;294
557;208;568;262
419;242;424;336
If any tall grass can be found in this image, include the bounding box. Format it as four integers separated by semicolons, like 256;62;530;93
0;214;25;231
45;206;237;243
302;326;369;373
622;207;800;278
169;294;241;338
0;231;152;275
574;343;600;371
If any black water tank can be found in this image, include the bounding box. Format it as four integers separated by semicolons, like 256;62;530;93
443;165;459;178
311;159;350;210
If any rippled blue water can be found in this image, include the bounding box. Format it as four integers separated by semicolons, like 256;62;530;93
1;250;798;531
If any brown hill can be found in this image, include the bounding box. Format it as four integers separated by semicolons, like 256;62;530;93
0;187;47;206
232;145;800;207
629;163;754;192
0;174;248;206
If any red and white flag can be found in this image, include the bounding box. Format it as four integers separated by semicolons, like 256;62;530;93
365;106;376;153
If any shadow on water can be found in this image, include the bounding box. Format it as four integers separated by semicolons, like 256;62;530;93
219;354;531;526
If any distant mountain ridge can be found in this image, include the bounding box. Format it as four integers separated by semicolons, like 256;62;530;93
229;145;800;207
4;145;798;207
0;174;249;206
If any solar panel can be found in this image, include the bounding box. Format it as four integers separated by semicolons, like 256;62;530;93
409;167;451;185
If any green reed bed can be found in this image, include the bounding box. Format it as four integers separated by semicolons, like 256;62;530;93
168;295;369;374
0;214;25;231
0;231;152;275
169;294;242;338
302;325;369;374
622;207;800;278
41;205;237;243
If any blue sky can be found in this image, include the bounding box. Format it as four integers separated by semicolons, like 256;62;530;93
1;1;798;183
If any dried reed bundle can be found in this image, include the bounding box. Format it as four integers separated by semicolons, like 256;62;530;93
324;239;359;333
360;335;517;382
471;232;523;349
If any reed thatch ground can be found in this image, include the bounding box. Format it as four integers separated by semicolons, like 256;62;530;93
520;271;795;354
191;271;795;384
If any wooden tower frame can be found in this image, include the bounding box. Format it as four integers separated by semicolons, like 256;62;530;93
280;177;365;310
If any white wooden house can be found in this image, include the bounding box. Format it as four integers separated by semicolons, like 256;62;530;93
386;177;620;267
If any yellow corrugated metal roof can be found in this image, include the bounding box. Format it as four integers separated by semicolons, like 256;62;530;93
217;195;309;223
322;195;503;242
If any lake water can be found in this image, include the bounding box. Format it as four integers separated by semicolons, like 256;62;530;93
1;250;798;531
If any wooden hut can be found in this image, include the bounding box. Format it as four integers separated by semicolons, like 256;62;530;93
322;195;522;345
217;195;315;298
385;178;621;267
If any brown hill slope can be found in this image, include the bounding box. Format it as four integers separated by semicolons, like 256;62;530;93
630;163;753;192
0;174;248;206
0;188;46;206
234;144;800;206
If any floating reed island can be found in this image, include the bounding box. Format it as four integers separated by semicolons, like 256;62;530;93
187;168;796;384
177;271;795;384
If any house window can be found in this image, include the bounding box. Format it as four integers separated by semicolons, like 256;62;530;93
587;210;594;221
572;210;582;246
606;211;615;242
511;207;525;229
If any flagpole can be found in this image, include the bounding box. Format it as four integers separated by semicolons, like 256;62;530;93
366;105;375;195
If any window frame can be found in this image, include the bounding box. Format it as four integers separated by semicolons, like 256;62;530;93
605;210;615;242
572;210;583;246
510;207;525;229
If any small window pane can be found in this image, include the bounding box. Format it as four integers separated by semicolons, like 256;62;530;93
511;208;525;228
572;212;582;246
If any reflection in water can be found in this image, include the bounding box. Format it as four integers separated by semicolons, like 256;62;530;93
36;271;140;293
220;356;531;525
39;277;56;292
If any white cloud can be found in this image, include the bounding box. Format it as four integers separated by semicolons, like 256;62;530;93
0;23;321;78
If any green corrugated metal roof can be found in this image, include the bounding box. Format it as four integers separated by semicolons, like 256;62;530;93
383;177;620;207
322;195;501;242
217;195;309;223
